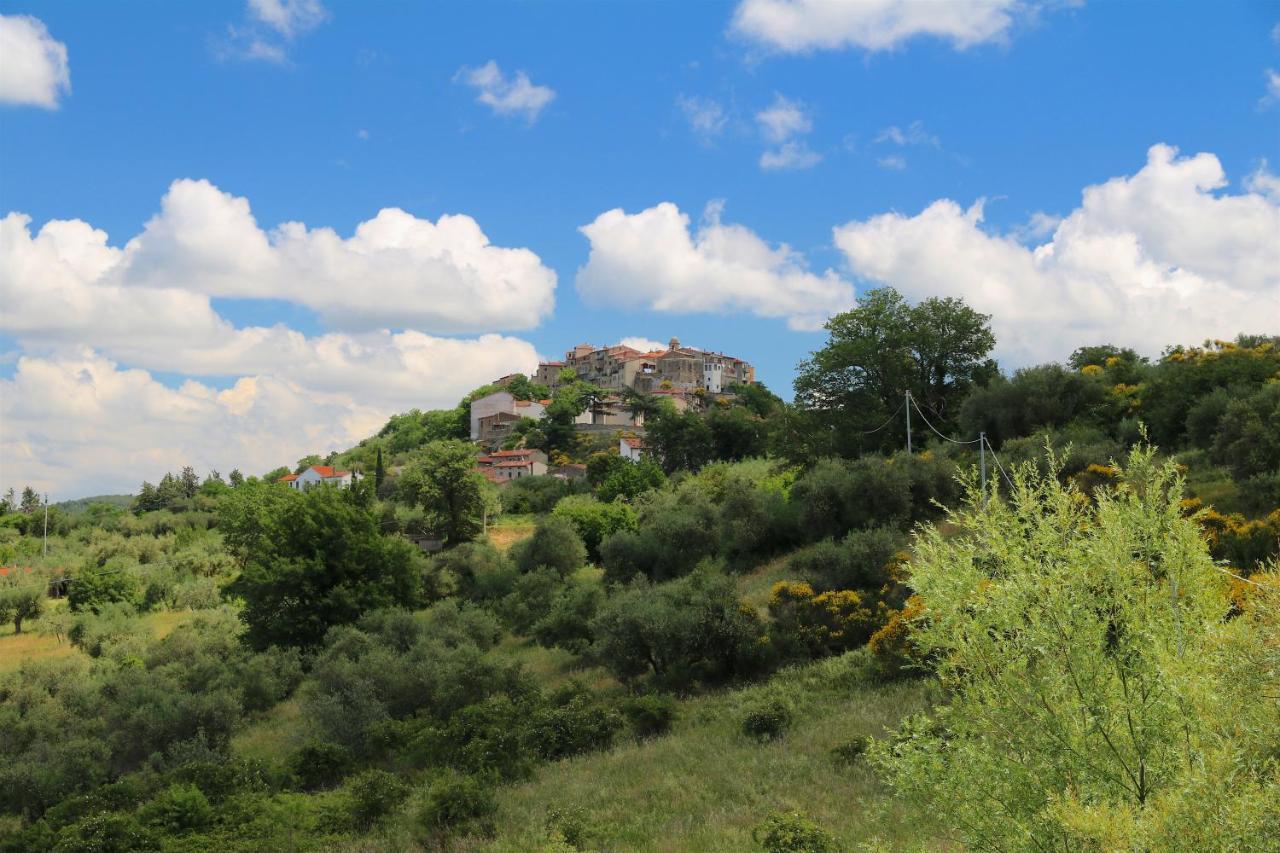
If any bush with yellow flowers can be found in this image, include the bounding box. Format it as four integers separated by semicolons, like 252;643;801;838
767;580;877;661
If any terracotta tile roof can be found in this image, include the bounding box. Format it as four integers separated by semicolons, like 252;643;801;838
494;460;535;468
281;466;350;482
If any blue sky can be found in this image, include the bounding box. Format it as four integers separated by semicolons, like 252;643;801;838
2;0;1278;496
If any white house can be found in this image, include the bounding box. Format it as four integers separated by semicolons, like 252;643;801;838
280;465;357;490
620;436;646;462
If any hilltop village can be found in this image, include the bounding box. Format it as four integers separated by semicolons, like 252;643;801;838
470;337;754;456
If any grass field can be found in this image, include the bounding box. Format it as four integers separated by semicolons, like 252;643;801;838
472;654;944;851
0;605;198;675
486;514;537;553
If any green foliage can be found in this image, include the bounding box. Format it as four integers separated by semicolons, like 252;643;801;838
789;456;912;541
829;735;869;766
597;458;667;502
428;540;517;602
68;566;140;613
51;811;159;853
287;741;354;791
740;698;792;743
0;586;44;633
397;440;486;544
301;603;516;758
502;475;581;514
646;408;714;473
341;769;410;828
786;526;904;592
794;287;996;457
600;490;721;583
872;446;1280;849
137;784;214;834
532;581;603;653
415;772;497;842
511;515;588;577
753;811;835;852
958;363;1118;446
552;494;637;561
620;693;678;739
225;483;422;649
591;570;771;690
529;686;623;760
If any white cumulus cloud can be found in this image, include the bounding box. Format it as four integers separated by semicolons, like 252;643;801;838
731;0;1027;53
832;144;1280;364
576;201;854;330
1;351;384;498
1;179;556;335
616;337;668;353
455;60;556;122
0;14;70;108
0;185;552;495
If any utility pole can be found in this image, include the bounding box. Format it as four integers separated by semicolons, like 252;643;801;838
42;494;49;557
979;432;987;503
905;390;912;454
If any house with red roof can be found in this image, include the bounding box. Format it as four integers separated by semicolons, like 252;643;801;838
279;465;358;491
475;448;548;482
620;436;646;462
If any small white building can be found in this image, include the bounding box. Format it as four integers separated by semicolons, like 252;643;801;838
280;465;357;491
620;436;646;462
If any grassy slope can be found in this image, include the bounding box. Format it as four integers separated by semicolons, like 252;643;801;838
474;656;943;851
0;602;196;675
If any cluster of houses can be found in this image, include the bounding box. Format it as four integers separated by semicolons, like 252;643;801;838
280;337;740;494
471;337;753;445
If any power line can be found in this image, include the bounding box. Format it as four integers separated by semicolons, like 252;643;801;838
983;435;1016;491
856;400;907;435
906;393;981;446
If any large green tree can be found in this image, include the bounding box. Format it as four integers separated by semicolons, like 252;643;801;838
225;481;422;649
397;440;487;544
793;288;995;454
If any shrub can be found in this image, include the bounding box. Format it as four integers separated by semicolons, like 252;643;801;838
740;699;792;743
498;567;562;635
343;769;410;828
591;570;772;690
138;783;214;833
866;595;927;681
600;491;721;583
529;689;623;761
68;564;141;613
52;811;159;853
416;773;497;841
830;735;870;765
768;581;877;661
620;693;677;739
545;805;593;848
428;541;515;602
532;583;603;653
512;515;588;577
787;527;905;594
288;741;353;791
753;810;836;852
552;494;637;561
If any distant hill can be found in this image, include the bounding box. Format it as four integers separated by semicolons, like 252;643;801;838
54;494;134;514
